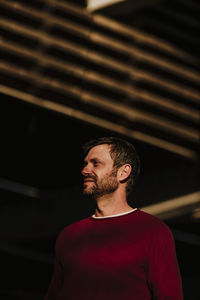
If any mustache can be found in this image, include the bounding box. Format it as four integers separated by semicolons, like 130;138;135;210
83;175;97;181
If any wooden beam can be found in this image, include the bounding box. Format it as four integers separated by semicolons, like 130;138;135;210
0;84;198;160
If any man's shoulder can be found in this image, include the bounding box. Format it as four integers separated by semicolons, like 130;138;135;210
134;209;172;236
56;216;92;241
135;209;163;222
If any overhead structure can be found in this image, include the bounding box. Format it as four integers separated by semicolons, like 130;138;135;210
87;0;124;11
0;0;199;160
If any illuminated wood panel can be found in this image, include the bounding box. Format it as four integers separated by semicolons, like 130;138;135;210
0;0;199;159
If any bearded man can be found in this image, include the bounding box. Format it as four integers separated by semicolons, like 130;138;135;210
45;137;183;300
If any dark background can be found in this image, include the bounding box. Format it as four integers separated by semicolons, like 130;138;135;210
1;97;199;299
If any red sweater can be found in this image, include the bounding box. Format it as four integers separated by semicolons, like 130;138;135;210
45;209;183;300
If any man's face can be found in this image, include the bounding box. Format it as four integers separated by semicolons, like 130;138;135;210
81;144;119;198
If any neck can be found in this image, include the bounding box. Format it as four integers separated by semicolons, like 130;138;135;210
94;189;133;217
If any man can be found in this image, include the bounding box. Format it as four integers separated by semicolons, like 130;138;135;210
45;136;183;300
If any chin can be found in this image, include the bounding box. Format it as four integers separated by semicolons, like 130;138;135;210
83;187;91;195
83;188;96;198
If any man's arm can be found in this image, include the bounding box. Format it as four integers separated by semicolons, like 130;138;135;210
44;257;63;300
147;225;183;300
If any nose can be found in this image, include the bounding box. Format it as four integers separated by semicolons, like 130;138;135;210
81;164;91;176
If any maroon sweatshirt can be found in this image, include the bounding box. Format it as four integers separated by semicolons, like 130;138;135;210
45;209;183;300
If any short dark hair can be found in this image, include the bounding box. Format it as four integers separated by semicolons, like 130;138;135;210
82;136;140;194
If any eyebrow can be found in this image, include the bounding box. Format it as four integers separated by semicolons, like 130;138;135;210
91;158;101;163
83;157;102;165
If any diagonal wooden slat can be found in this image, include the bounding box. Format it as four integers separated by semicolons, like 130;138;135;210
1;16;200;84
1;40;199;121
0;84;198;160
0;0;199;159
0;60;199;142
91;14;199;64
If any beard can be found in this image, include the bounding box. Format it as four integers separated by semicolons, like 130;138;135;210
83;169;119;199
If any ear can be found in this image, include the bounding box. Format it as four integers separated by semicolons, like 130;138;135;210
118;164;132;182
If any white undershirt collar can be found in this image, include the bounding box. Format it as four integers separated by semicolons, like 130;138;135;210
92;208;137;219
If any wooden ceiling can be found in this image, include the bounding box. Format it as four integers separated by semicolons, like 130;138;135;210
0;0;199;160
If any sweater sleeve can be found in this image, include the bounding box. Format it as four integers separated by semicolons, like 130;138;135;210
147;224;184;300
44;257;63;300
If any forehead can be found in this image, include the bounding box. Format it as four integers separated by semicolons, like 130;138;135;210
84;144;112;161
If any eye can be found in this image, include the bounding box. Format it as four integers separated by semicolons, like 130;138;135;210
92;159;100;167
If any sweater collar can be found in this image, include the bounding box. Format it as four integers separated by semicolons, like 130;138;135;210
91;208;137;219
